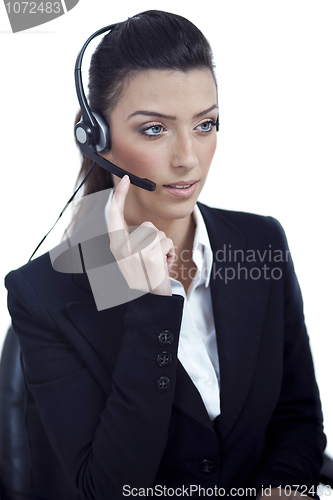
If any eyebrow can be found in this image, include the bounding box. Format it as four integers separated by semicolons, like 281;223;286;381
127;104;218;121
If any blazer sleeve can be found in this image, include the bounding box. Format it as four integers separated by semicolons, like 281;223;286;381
5;268;184;500
253;218;326;497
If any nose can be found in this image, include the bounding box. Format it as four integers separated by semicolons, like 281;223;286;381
170;131;198;170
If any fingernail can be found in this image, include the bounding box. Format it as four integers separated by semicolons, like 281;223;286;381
122;175;129;183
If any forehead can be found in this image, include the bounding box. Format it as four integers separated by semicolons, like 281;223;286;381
112;69;217;117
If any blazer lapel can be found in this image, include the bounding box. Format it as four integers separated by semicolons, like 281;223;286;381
198;203;271;439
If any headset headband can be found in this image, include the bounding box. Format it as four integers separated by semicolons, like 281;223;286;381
74;24;156;191
74;24;117;144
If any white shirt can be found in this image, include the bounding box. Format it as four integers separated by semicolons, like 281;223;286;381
105;189;220;420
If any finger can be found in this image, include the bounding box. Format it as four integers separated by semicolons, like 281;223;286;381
140;232;174;269
126;222;159;254
159;237;175;271
108;176;131;255
132;224;172;259
139;234;174;291
108;175;130;234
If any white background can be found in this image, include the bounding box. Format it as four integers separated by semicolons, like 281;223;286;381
0;0;332;461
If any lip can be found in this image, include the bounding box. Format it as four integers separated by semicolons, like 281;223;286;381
163;180;198;187
162;180;198;198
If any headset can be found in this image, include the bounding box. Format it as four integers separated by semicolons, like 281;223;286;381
29;22;219;262
74;23;220;191
74;24;156;192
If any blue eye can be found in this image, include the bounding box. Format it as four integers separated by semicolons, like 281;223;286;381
197;120;215;133
143;124;164;136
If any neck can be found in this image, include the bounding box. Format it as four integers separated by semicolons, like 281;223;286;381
164;213;196;262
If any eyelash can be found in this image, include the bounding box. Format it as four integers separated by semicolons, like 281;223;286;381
140;119;218;138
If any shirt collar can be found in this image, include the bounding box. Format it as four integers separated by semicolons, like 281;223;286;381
105;188;213;288
192;204;213;288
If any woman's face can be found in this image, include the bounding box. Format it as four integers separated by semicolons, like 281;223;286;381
104;68;218;226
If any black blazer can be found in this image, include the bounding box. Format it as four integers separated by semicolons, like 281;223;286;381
5;200;326;500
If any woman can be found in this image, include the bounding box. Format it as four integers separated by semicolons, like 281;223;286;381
5;10;326;500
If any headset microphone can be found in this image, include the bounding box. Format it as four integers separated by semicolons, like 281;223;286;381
74;24;156;192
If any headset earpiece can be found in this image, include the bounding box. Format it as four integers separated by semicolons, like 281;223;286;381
75;110;110;154
91;110;110;153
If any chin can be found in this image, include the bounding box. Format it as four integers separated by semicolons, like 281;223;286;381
156;200;197;220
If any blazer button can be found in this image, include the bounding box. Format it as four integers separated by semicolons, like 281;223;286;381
156;376;171;392
156;351;172;367
158;330;174;345
199;460;217;474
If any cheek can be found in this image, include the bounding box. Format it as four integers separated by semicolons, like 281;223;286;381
199;136;217;172
110;134;164;179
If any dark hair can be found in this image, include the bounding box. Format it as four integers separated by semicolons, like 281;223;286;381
74;10;216;197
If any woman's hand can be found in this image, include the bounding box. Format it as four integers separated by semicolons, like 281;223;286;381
107;175;175;296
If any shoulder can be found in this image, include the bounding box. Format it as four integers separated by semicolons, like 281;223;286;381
5;187;113;307
5;248;90;315
197;201;288;250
